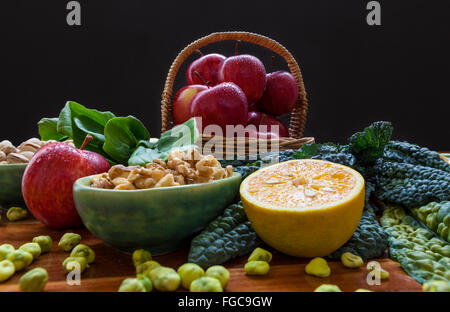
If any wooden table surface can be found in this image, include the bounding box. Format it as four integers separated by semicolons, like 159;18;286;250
0;212;422;292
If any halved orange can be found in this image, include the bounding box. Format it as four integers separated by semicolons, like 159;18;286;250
240;159;365;257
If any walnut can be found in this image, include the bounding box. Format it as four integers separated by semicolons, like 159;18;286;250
7;152;29;164
152;158;167;168
19;151;34;161
0;140;17;154
108;165;134;180
134;177;156;189
0;151;6;162
154;174;179;188
0;161;8;165
111;177;130;186
114;181;136;190
91;173;114;189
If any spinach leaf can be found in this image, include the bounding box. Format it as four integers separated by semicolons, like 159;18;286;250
57;101;116;148
103;116;150;164
128;118;200;166
37;118;68;141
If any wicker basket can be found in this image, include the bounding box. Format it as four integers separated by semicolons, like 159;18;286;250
160;31;314;157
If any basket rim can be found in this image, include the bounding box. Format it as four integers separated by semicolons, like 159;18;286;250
160;31;309;139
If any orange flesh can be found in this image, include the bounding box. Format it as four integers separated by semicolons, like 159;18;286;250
246;161;357;209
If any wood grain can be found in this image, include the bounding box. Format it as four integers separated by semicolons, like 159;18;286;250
0;212;422;292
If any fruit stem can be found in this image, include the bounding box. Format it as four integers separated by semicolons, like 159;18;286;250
80;134;93;150
195;49;204;57
235;40;241;56
194;71;211;86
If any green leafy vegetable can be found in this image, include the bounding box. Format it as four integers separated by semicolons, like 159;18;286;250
38;101;199;166
349;121;393;164
128;119;199;166
37;118;68;141
103;116;150;164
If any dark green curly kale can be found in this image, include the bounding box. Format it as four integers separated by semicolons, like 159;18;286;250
349;121;393;164
188;202;262;269
383;141;450;173
374;160;450;207
293;143;357;168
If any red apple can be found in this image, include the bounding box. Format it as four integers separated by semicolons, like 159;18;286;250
257;70;298;116
22;140;110;229
245;127;280;140
172;85;208;125
190;82;248;133
218;54;267;104
186;53;226;86
247;111;289;137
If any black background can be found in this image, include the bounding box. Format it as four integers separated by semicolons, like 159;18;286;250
0;0;449;150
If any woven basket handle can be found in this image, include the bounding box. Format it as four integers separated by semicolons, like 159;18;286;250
160;31;309;138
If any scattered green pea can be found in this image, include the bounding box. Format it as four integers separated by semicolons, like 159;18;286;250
32;236;52;253
205;265;230;288
422;280;450;292
62;256;88;273
137;260;160;275
341;252;364;269
355;289;373;292
58;233;81;252
149;267;181;292
178;263;205;289
248;247;272;263
7;250;33;271
132;249;152;267
136;273;153;292
0;244;15;261
70;244;95;264
6;207;27;221
19;268;48;292
305;257;331;277
190;276;223;292
314;284;342;292
19;243;41;260
0;260;15;282
244;261;270;276
118;278;146;292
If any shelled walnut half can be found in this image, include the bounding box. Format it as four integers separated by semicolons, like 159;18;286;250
91;149;234;190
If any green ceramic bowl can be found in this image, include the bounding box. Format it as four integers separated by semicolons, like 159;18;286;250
0;164;27;208
73;172;241;255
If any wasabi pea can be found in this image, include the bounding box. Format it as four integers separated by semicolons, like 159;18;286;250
149;267;181;292
32;236;52;253
244;261;270;276
248;247;272;263
137;260;160;275
0;260;15;282
132;249;152;267
19;243;41;260
305;257;331;277
58;233;81;252
136;273;153;292
205;265;230;288
19;268;48;292
422;280;450;292
118;278;146;292
314;284;342;292
7;250;33;271
341;252;364;269
70;244;95;264
178;263;205;289
355;288;373;292
190;276;223;292
62;256;88;273
6;207;27;221
0;244;15;261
